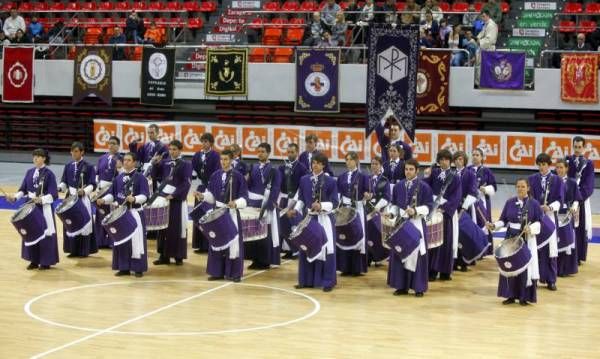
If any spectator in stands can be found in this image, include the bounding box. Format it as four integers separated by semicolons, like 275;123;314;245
109;27;127;60
376;0;397;25
463;29;478;64
318;30;338;47
0;32;9;46
47;21;65;44
481;0;502;25
475;9;497;51
27;16;45;43
447;24;466;66
462;4;478;29
331;11;348;46
572;32;592;51
144;21;163;45
419;27;433;48
321;0;341;32
125;10;145;44
345;0;360;24
401;0;421;25
420;0;442;23
420;10;439;44
358;0;375;24
438;18;452;46
14;29;29;44
304;12;324;46
3;8;26;41
590;25;600;51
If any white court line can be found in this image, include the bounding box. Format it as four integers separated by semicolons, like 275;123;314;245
30;263;289;359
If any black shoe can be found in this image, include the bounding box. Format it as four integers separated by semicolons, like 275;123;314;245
193;249;203;254
415;292;424;297
232;277;241;283
393;289;409;296
115;270;130;276
519;301;530;306
39;265;50;270
175;259;183;266
459;265;468;272
27;263;39;270
67;253;77;258
547;283;557;291
374;262;384;267
428;272;437;282
153;257;169;265
134;272;143;278
502;298;516;305
208;276;224;281
248;262;260;270
322;286;333;292
439;273;452;281
281;252;294;260
294;284;305;289
340;272;352;277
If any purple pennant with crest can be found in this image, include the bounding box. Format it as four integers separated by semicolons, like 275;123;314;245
294;48;340;113
480;51;526;90
366;25;419;141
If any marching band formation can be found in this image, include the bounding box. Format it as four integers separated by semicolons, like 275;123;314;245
6;120;595;305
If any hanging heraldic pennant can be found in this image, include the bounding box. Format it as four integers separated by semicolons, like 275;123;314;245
480;51;526;90
73;47;113;105
2;46;35;103
141;47;176;106
366;25;419;141
295;48;340;113
561;53;598;104
205;48;248;96
417;49;450;114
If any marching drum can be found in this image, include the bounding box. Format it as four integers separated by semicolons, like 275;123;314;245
458;212;490;263
101;205;137;242
379;214;395;243
189;202;206;223
198;207;237;248
384;220;421;260
366;212;384;248
91;186;112;216
557;214;575;252
11;202;46;242
536;214;556;249
143;196;170;231
494;236;532;277
239;207;268;242
289;215;327;260
56;195;91;233
425;212;444;249
335;207;363;246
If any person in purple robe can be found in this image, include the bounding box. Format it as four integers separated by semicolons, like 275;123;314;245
278;143;309;259
94;136;122;249
298;134;334;176
364;156;391;266
7;148;59;270
386;159;433;297
191;133;221;254
196;149;249;282
336;151;369;276
424;149;462;281
245;143;282;269
468;148;497;255
230;143;249;177
375;116;413;163
151;140;192;266
487;178;543;305
453;151;480;271
383;143;406;191
128;123;168;177
555;159;581;277
567;136;595;264
288;152;339;292
97;152;150;277
59;141;98;258
528;153;564;291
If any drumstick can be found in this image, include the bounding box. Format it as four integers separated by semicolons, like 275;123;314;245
475;205;488;224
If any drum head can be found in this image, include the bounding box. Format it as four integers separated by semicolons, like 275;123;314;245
102;205;127;226
56;195;78;214
335;207;357;226
199;207;228;224
91;185;111;202
150;196;168;208
11;202;35;222
495;236;523;259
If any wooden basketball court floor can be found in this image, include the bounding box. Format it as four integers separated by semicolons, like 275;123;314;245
1;186;599;358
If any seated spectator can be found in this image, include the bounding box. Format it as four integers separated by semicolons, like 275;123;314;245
109;27;127;60
419;28;433;48
144;21;163;45
590;25;600;50
430;0;444;23
376;0;397;25
438;18;452;45
447;24;466;66
27;16;45;43
572;32;592;51
0;32;10;46
3;8;26;41
463;29;478;64
420;10;439;40
125;10;145;43
345;0;360;25
321;0;341;32
358;0;375;25
482;0;502;25
401;0;421;25
304;12;324;46
318;30;338;47
331;11;348;46
14;29;29;44
462;4;478;29
47;21;65;44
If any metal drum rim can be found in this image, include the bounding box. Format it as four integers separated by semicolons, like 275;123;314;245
56;195;79;214
11;202;36;222
494;236;525;259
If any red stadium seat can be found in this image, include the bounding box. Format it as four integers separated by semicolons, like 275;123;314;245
263;28;282;45
249;47;270;62
133;1;147;10
183;1;201;11
149;1;166;10
579;20;597;33
396;2;406;11
558;20;576;33
284;28;304;45
33;2;49;11
249;17;264;30
281;1;301;12
65;1;81;11
452;2;468;12
289;17;306;28
273;47;294;63
1;2;16;12
300;1;318;11
187;17;204;29
268;17;288;29
474;2;483;12
563;2;582;13
81;1;97;11
263;1;281;11
200;1;218;12
99;2;114;10
115;1;131;10
166;1;182;10
500;1;509;13
18;2;32;12
438;2;451;12
585;3;600;14
339;2;349;10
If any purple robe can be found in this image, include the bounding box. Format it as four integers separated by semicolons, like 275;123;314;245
365;173;392;263
375;122;413;162
383;159;405;185
528;173;564;285
107;170;150;273
278;160;310;253
557;176;581;276
424;167;462;276
205;169;249;280
336;169;369;275
95;152;122;248
245;162;282;266
496;197;544;303
298;150;335;176
17;166;60;266
191;149;221;251
567;155;595;262
60;159;98;257
455;167;478;267
295;172;339;289
233;158;249;177
152;157;192;260
129;139;168;165
387;178;433;293
469;164;497;254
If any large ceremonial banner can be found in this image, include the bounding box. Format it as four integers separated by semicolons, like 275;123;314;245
561;54;598;103
294;49;340;112
2;46;34;103
417;50;450;114
205;48;248;96
73;47;113;105
366;25;419;140
140;47;176;106
480;51;526;90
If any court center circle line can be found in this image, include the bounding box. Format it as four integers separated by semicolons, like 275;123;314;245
24;279;321;336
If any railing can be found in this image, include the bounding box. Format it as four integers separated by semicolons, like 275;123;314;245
539;49;600;68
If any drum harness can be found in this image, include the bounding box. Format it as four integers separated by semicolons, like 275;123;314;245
426;167;455;221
